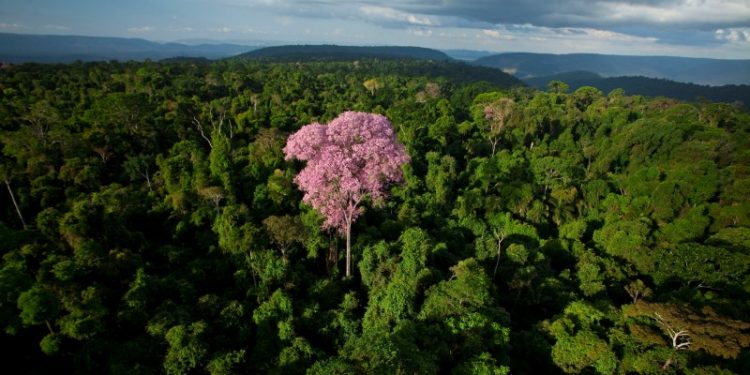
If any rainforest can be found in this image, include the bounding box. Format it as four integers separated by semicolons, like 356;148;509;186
1;57;749;374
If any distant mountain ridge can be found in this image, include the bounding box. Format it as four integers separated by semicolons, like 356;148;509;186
234;45;522;88
473;52;750;86
0;33;255;63
442;49;496;61
237;45;452;61
524;71;750;110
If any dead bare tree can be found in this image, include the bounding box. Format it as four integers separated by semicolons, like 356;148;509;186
624;280;652;304
483;97;515;156
492;228;505;278
192;107;234;150
92;146;112;163
192;115;214;149
654;312;691;370
134;162;152;191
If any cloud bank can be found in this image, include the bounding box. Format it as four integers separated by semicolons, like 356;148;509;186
3;0;749;58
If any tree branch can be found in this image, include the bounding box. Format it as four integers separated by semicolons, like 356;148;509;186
5;178;27;228
193;115;213;149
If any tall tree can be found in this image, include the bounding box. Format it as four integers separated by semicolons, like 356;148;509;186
284;111;410;277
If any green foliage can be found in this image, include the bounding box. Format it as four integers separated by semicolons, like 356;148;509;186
453;352;510;375
652;243;749;287
206;350;245;375
0;57;748;374
164;321;209;375
552;331;616;374
419;259;493;320
547;302;619;374
17;285;59;326
576;259;606;297
39;333;62;355
213;204;257;256
262;214;307;258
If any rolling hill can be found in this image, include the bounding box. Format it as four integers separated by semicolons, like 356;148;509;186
524;71;750;109
473;52;750;86
442;49;496;61
233;45;521;89
236;45;452;61
0;33;255;63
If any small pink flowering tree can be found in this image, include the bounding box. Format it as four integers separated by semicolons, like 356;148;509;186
284;111;410;277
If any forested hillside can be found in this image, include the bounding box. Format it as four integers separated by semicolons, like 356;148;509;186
1;59;749;374
0;33;253;63
472;52;750;86
524;72;750;110
237;45;452;61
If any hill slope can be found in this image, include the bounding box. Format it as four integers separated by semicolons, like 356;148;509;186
473;52;750;86
524;71;750;109
235;45;521;88
0;33;254;62
236;45;452;61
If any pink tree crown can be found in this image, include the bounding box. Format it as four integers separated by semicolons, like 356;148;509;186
283;111;410;233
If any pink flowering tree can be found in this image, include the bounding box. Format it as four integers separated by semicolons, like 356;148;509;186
284;111;410;277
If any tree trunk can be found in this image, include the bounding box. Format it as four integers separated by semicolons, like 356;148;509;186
493;236;504;278
5;178;27;228
661;357;672;370
144;166;152;191
345;220;352;277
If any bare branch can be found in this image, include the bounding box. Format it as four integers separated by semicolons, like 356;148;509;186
492;229;505;278
192;115;213;149
654;313;691;351
5;178;27;228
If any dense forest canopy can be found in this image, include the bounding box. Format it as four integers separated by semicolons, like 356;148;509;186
1;58;749;374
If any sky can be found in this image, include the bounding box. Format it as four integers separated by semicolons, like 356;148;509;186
1;0;749;59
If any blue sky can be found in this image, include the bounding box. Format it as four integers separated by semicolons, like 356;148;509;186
1;0;749;58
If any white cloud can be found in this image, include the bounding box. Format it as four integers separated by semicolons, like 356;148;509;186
411;28;433;37
481;29;513;40
170;26;194;32
87;0;748;59
242;0;281;5
441;22;680;57
0;22;23;30
482;29;501;38
596;0;750;25
715;28;750;43
575;28;658;43
127;26;155;33
406;14;433;26
487;24;658;45
359;0;750;29
43;25;70;31
208;26;232;33
360;5;439;27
